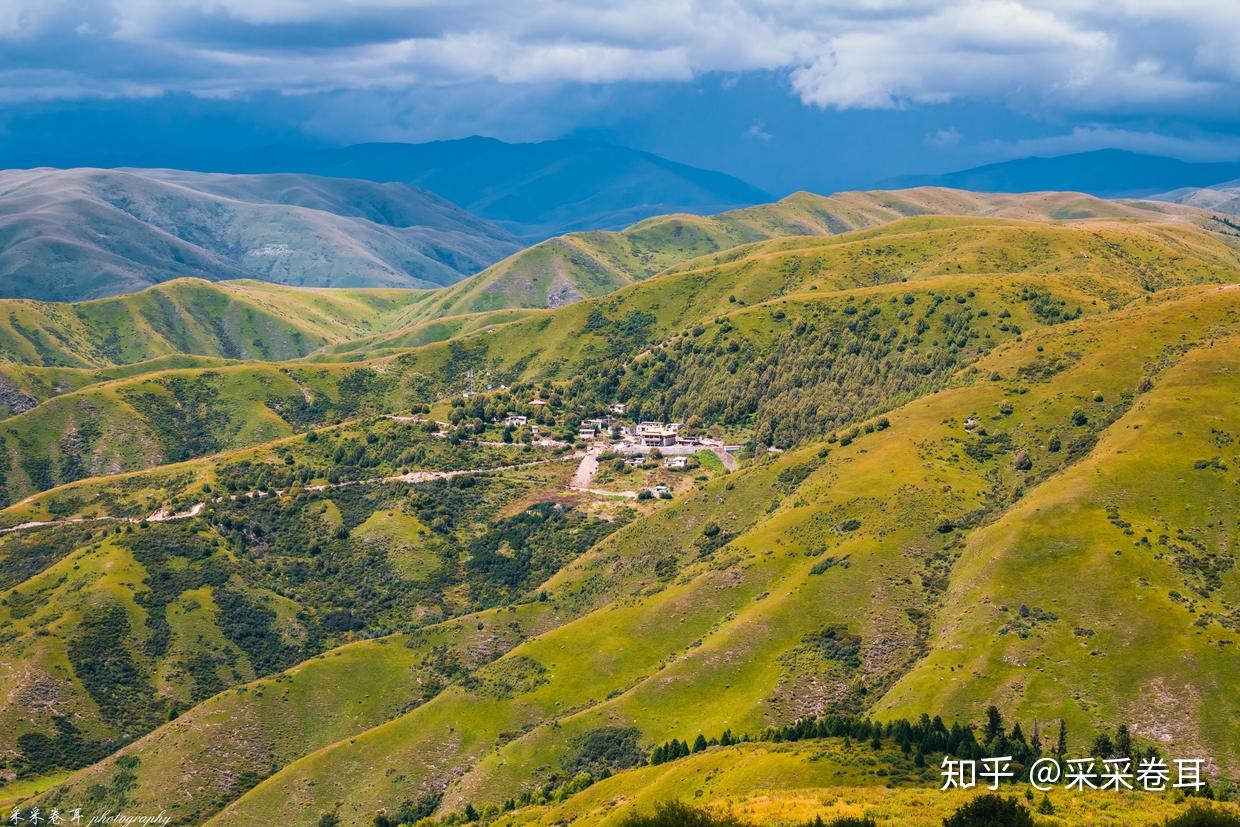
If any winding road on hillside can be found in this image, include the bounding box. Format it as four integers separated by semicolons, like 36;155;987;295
0;454;573;536
569;446;640;499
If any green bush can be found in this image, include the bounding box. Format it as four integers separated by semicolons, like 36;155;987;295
798;817;878;827
1165;804;1240;827
618;800;748;827
942;794;1034;827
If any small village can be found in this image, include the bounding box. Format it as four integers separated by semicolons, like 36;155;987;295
444;394;742;500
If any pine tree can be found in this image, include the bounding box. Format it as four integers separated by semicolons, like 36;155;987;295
985;706;1004;742
692;733;708;753
1055;720;1067;758
1091;732;1115;758
1115;724;1132;760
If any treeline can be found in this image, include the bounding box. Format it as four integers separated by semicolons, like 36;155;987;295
390;706;1220;827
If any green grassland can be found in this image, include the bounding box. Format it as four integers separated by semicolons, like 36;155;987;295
494;739;1237;827
0;278;428;368
5;215;1232;505
20;284;1224;825
0;425;599;781
0;194;1236;826
389;188;1212;322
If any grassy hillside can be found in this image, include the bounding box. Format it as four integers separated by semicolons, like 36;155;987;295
0;278;428;369
192;287;1235;826
0;168;520;300
3;218;1236;503
494;740;1234;827
0;199;1236;826
394;188;1215;322
0;422;591;783
15;284;1234;825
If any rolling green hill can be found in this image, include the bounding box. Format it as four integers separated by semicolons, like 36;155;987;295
0;423;587;784
0;277;432;417
2;217;1237;505
0;278;428;369
14;283;1233;826
0;195;1236;826
390;188;1214;323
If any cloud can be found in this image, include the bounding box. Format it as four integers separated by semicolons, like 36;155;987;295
744;121;773;142
0;0;1236;125
924;127;962;148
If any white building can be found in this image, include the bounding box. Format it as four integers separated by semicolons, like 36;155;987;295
641;428;677;447
664;456;688;469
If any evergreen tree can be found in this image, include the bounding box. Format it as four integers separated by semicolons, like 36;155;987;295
1055;720;1067;757
1091;732;1115;758
1115;724;1132;760
692;733;708;753
985;706;1004;743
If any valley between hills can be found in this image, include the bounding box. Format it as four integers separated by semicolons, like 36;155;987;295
0;187;1236;826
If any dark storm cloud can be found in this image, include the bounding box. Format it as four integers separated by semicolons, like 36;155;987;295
2;1;1239;179
3;1;1237;113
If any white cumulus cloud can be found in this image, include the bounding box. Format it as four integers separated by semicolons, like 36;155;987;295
0;0;1235;120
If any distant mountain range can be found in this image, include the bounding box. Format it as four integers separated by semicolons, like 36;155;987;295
179;136;772;240
886;149;1240;196
1154;180;1240;215
0;168;520;301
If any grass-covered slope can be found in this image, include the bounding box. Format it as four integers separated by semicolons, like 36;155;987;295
0;422;589;785
74;285;1224;826
1;208;1236;826
494;739;1225;827
0;278;427;369
3;218;1236;503
393;188;1213;322
878;322;1240;751
0;168;520;300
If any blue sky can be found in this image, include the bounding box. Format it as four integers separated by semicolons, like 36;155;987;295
2;1;1239;193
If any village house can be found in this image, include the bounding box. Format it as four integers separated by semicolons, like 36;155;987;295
577;426;597;440
650;484;671;497
641;428;677;447
624;456;646;467
505;413;528;426
664;456;688;469
610;402;627;414
635;421;678;447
